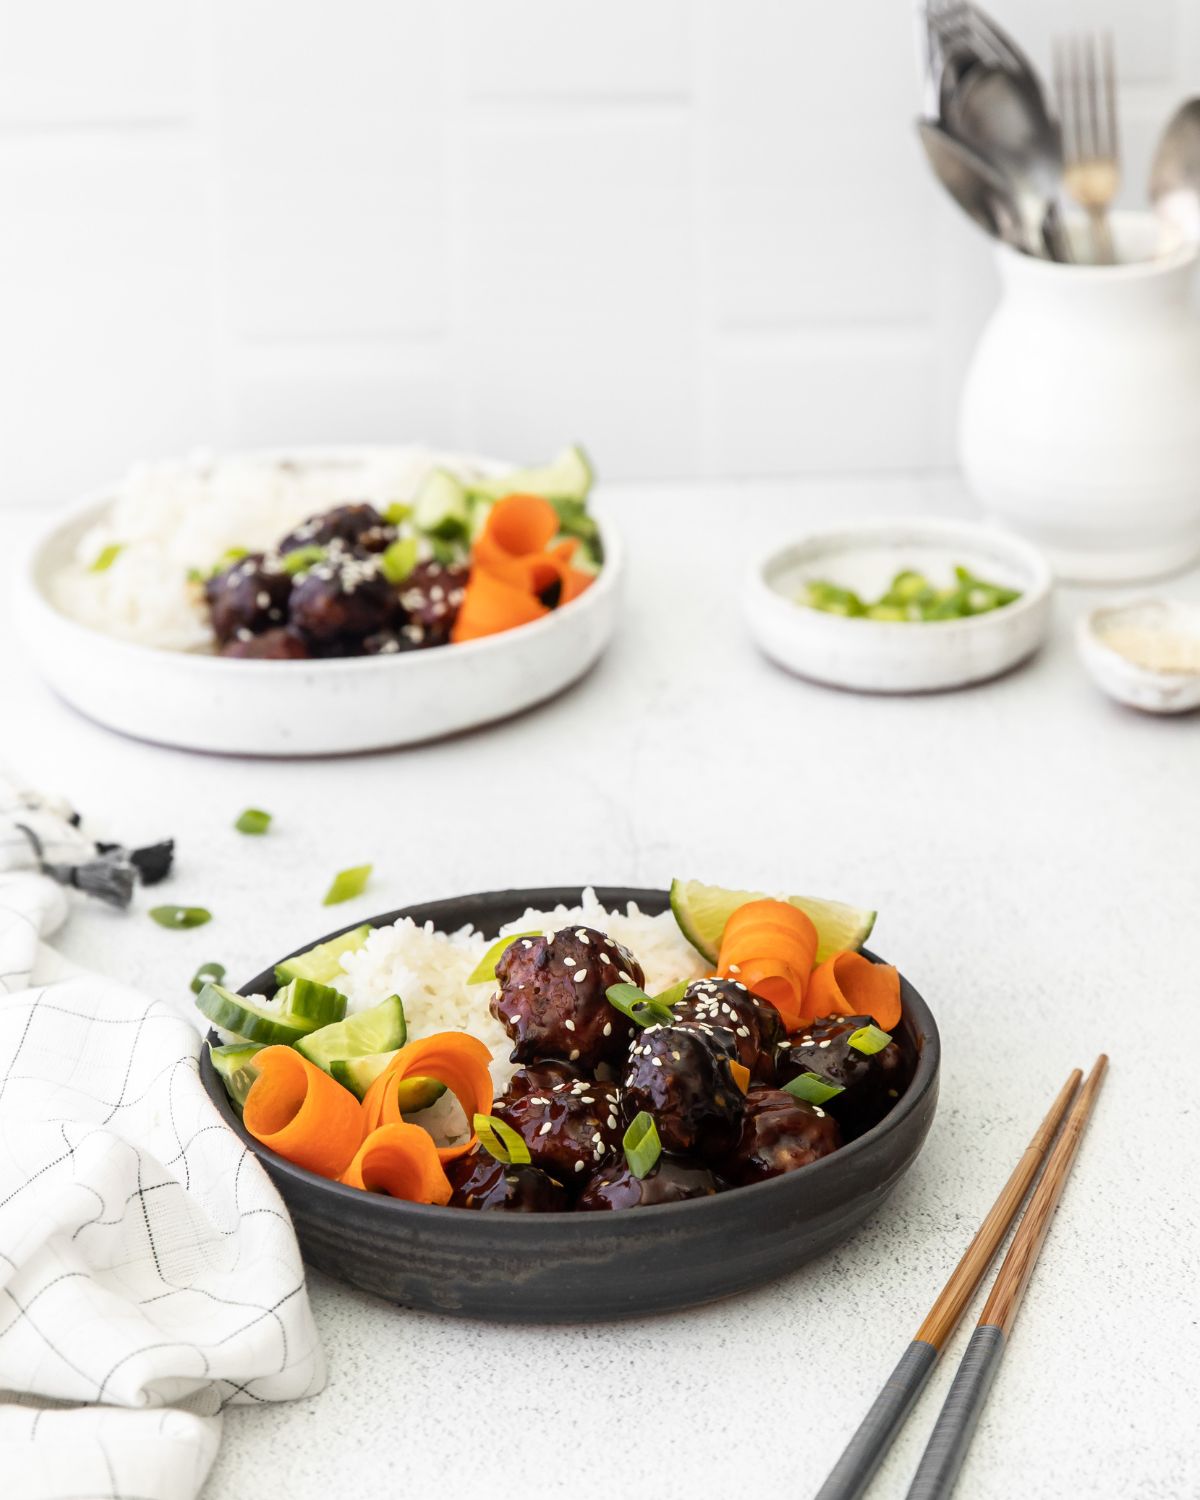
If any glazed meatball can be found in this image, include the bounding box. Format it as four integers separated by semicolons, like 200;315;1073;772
492;927;644;1070
502;1059;582;1099
220;626;310;660
622;1024;745;1157
577;1155;720;1211
445;1151;568;1212
204;553;291;644
673;977;784;1083
397;560;470;649
279;503;394;554
715;1087;842;1186
494;1076;624;1186
288;552;397;643
775;1014;910;1141
360;628;420;656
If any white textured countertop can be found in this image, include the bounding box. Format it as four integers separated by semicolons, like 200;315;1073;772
4;476;1198;1500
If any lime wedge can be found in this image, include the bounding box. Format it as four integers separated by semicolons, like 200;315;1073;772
669;878;876;965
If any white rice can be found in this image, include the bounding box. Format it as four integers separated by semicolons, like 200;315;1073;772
333;888;707;1147
53;448;493;652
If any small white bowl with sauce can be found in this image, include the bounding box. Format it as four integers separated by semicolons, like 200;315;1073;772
1076;599;1200;714
744;517;1053;694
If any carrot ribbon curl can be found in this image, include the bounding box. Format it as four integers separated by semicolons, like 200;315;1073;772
452;492;594;643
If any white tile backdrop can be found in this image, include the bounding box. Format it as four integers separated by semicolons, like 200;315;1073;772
1;0;1197;507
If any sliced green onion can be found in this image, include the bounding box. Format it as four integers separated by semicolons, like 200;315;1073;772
207;546;249;579
190;960;226;994
150;905;212;930
802;581;865;617
322;864;372;906
848;1023;893;1056
654;979;690;1008
605;982;675;1028
623;1112;662;1179
89;543;123;573
383;501;413;525
474;1113;531;1165
380;535;419;584
281;544;326;576
234;807;272;836
466;930;541;985
783;1071;845;1106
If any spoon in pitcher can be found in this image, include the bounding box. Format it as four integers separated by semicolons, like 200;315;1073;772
1150;98;1200;245
917;119;1047;256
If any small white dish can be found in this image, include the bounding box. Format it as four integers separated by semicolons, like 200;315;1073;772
1076;598;1200;715
744;517;1053;694
16;456;622;757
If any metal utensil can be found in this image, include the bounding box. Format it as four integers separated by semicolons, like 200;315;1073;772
916;119;1037;255
1054;32;1121;264
1149;97;1200;245
929;1;1071;261
924;120;1062;258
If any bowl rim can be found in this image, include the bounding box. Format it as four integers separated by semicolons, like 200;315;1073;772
746;514;1054;636
19;447;621;673
199;884;941;1231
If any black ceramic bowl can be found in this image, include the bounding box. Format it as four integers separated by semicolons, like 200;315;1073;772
200;886;940;1323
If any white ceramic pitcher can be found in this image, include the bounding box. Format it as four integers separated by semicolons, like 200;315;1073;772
960;213;1200;583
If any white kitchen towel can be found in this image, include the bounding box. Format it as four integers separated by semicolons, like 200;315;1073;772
0;871;326;1500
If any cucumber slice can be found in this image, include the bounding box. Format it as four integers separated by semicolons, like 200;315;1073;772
394;1077;447;1113
328;1053;446;1111
274;924;372;987
329;1050;396;1098
209;1042;265;1112
196;982;320;1045
295;994;407;1074
669;878;877;966
466;444;593;504
274;977;347;1026
413;469;470;540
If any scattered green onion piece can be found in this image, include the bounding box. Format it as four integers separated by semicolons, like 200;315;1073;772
654;979;690;1008
783;1071;845;1106
185;567;204;584
466;930;541;985
474;1113;531;1165
281;544;326;576
190;960;226;994
605;982;676;1028
429;537;461;565
847;1023;893;1056
623;1112;662;1179
234;807;272;836
383;501;413;525
322;864;372;906
89;543;123;573
380;535;419;584
150;905;212;930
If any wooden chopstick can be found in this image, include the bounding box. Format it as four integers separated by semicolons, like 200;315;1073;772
904;1054;1108;1500
814;1067;1082;1500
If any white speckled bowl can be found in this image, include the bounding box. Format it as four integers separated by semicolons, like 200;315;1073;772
1076;598;1200;714
15;461;622;757
744;517;1053;694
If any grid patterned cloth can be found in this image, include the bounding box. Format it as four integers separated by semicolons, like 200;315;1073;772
0;871;325;1500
